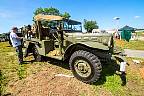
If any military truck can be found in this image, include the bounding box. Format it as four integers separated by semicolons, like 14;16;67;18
24;14;126;83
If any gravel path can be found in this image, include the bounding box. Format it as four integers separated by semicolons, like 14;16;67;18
124;49;144;58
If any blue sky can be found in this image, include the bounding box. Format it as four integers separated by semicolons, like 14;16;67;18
0;0;144;33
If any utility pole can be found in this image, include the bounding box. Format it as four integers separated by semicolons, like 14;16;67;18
113;17;120;39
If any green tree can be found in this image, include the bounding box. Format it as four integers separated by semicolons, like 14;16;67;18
43;7;60;15
84;19;99;32
33;7;71;27
33;7;44;15
34;7;71;18
61;12;71;19
34;7;60;16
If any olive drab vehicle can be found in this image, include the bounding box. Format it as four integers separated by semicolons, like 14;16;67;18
23;14;126;83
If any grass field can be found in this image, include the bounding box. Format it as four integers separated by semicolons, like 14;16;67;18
115;39;144;50
136;31;144;37
0;42;144;96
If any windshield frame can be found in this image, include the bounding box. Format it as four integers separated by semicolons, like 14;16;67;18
62;19;82;32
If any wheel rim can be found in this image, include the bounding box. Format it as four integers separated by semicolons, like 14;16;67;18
74;59;92;78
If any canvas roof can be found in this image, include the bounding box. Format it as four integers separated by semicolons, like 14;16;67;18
66;19;81;25
34;14;64;21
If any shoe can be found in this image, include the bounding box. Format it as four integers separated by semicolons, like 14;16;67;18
24;55;27;58
19;61;23;65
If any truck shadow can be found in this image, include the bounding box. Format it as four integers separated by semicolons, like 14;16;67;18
42;56;126;86
42;56;70;70
93;60;127;86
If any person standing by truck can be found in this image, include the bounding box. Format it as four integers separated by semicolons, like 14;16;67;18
10;27;23;64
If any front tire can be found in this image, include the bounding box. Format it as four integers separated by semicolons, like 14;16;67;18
69;50;102;83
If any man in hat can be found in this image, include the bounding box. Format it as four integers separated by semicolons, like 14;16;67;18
10;27;23;64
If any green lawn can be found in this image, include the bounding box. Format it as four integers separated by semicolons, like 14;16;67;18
136;31;144;37
1;42;144;96
115;39;144;50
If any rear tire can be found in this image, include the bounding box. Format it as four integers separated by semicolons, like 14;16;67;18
69;50;102;83
33;46;42;62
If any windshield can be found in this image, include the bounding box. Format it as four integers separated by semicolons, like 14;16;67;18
38;19;82;32
63;20;82;32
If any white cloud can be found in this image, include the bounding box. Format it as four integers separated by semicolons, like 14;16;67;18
134;16;140;19
0;10;13;19
0;9;29;33
0;10;28;20
0;12;10;18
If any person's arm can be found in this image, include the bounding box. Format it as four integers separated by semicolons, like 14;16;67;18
16;35;23;39
12;33;23;39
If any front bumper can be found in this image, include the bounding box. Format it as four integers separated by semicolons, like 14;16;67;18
112;54;127;72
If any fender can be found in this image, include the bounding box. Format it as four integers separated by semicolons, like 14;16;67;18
77;41;109;50
64;43;108;60
64;44;77;60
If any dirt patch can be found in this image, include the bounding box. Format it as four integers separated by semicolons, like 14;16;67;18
124;58;144;95
9;70;95;96
96;88;112;96
139;67;144;79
